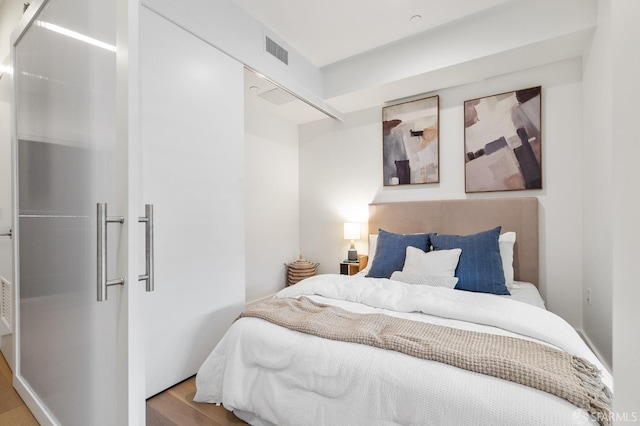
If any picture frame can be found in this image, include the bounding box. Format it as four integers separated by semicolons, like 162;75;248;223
382;95;439;186
464;86;542;193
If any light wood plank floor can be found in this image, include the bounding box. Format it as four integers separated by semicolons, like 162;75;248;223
0;351;246;426
0;352;39;426
146;376;248;426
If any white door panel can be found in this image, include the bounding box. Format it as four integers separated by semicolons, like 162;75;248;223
13;0;132;424
10;2;246;422
140;7;245;397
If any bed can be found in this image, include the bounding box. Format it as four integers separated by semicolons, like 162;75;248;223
194;197;613;426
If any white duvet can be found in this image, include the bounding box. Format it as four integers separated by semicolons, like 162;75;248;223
194;274;612;426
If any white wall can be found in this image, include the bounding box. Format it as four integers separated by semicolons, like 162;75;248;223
0;0;23;61
609;0;640;416
581;0;640;414
0;0;24;371
245;103;300;302
299;58;585;328
582;0;613;369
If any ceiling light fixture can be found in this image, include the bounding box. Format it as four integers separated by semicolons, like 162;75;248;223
410;14;422;23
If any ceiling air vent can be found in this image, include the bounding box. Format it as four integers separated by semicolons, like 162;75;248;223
265;36;289;65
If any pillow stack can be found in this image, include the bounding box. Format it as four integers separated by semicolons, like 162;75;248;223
364;227;515;295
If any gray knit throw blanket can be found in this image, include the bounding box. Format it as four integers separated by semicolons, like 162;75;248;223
239;296;612;425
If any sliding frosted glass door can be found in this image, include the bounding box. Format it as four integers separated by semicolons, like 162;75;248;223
13;0;131;424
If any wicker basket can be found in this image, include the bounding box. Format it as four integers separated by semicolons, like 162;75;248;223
285;256;319;286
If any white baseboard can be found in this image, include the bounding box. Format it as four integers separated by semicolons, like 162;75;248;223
576;328;611;374
245;293;277;309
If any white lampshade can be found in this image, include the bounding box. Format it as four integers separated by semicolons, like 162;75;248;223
343;222;361;240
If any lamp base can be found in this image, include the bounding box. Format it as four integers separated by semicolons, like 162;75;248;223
348;248;358;261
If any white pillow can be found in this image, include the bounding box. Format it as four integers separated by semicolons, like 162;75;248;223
498;232;516;286
402;246;462;278
390;271;458;288
357;234;378;275
368;234;378;263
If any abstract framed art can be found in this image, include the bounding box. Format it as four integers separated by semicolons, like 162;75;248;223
382;95;439;186
464;86;542;193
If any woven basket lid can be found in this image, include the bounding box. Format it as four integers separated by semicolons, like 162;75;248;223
287;255;316;271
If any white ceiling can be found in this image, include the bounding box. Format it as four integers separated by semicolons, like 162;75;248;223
244;68;330;123
237;0;594;124
235;0;515;67
237;0;521;124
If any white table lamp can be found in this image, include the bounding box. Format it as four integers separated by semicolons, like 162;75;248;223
343;222;361;261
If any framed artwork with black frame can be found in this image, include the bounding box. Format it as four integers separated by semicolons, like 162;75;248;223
464;86;542;193
382;95;439;186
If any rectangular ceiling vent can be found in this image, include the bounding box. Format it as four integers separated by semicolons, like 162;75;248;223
265;36;289;65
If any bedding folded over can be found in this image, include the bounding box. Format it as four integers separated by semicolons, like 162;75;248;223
240;296;612;426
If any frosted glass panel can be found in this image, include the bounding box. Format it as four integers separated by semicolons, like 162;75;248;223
15;0;120;424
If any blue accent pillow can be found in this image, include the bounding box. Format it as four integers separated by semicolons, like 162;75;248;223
430;226;510;295
366;229;430;279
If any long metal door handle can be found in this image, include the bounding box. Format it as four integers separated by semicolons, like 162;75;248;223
138;204;154;292
97;203;124;302
0;228;11;239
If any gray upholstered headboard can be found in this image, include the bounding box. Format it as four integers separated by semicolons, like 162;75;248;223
368;197;539;286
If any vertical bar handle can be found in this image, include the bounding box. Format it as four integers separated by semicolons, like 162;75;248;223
97;203;125;302
138;204;154;292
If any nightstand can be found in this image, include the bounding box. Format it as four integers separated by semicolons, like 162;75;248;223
339;255;368;275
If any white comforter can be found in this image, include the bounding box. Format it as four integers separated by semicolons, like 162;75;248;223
194;274;612;426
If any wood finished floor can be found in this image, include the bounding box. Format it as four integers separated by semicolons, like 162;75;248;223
146;376;248;426
0;352;39;425
0;351;246;426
